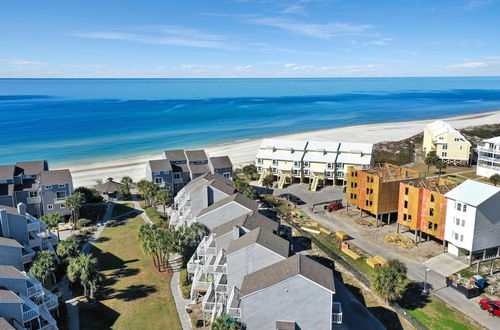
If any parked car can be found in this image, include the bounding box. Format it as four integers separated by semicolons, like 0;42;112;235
279;193;304;205
479;299;500;317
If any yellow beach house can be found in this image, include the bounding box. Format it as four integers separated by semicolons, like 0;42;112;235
422;120;471;165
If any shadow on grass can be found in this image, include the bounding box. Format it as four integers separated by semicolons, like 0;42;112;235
112;284;157;301
398;282;431;310
94;236;110;243
79;300;120;330
368;306;404;330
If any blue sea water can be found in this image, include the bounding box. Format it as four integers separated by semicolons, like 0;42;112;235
1;77;500;166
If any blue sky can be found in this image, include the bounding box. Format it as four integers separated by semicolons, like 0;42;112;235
1;0;500;77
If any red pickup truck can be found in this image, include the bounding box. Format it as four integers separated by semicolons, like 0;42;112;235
479;299;500;317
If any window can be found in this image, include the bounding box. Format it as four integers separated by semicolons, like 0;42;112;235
461;219;465;227
337;163;344;169
428;221;433;230
28;191;38;198
60;204;66;209
454;138;460;141
272;159;278;165
454;232;459;240
257;158;263;164
429;208;434;216
327;163;333;169
257;166;262;172
434;223;438;231
223;172;231;179
456;203;462;211
442;144;448;150
430;194;435;202
326;171;333;178
174;173;181;179
336;171;343;177
403;213;407;221
303;161;310;167
47;204;53;210
154;177;163;184
304;169;310;175
405;187;409;195
463;204;467;212
404;200;408;208
455;218;460;225
442;152;447;157
293;170;299;175
56;191;66;200
460;234;464;242
45;185;52;189
293;161;300;168
272;168;277;173
351;182;357;188
58;184;66;188
408;215;412;223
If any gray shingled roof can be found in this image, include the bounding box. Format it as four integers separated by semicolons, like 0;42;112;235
185;150;208;162
0;165;15;181
0;317;15;330
0;204;19;214
0;289;23;303
189;163;210;175
96;178;123;193
38;169;72;185
240;254;335;297
15;160;48;176
209;179;237;196
209;156;233;169
14;179;37;192
164;149;187;162
0;265;26;279
212;212;278;236
226;227;289;257
197;193;258;217
149;159;172;172
0;237;22;248
172;163;190;173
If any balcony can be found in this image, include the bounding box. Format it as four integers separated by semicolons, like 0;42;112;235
39;304;58;330
28;232;42;249
478;145;500;154
227;286;241;319
214;273;227;294
190;268;213;296
41;288;58;310
21;295;40;323
332;302;343;324
27;196;41;204
22;244;36;264
27;219;40;232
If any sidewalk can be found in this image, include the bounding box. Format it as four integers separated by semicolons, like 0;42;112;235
301;206;497;330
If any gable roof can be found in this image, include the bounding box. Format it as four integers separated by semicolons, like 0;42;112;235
185;150;208;162
209;156;233;169
0;165;15;181
240;254;335;297
209;179;237;196
445;180;500;207
189;163;210;175
197;193;258;217
38;169;72;185
484;136;500;144
164;149;187;162
0;204;19;214
0;317;15;330
212;212;278;236
15;160;48;176
0;289;23;303
0;237;22;248
148;159;172;172
0;265;26;279
426;120;471;145
227;227;289;257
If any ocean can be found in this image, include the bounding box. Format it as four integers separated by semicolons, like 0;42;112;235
1;77;500;166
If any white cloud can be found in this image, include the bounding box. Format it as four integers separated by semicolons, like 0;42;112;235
362;38;393;46
465;0;497;10
246;17;374;39
443;56;500;70
281;4;306;14
1;58;47;66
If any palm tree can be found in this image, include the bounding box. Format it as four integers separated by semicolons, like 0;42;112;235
30;251;57;287
435;161;447;177
41;213;64;241
68;254;103;299
137;180;158;206
371;266;406;303
243;186;257;199
175;222;204;259
118;184;131;198
424;151;440;173
489;173;500;186
154;189;172;213
120;176;133;189
233;179;249;193
211;314;239;330
262;175;274;195
242;164;257;180
387;259;408;276
65;192;85;226
57;237;80;259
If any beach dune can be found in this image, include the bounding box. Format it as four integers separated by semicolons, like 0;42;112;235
61;110;500;188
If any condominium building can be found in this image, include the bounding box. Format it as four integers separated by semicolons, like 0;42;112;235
346;164;420;223
0;203;58;265
423;120;471;165
146;149;233;194
397;178;458;243
0;265;58;330
444;180;500;270
0;161;73;217
476;136;500;177
255;139;373;190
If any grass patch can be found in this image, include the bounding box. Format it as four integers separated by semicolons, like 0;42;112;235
79;215;182;330
145;207;169;227
179;268;192;299
111;202;135;218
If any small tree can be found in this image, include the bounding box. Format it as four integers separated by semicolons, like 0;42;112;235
41;213;64;241
435;161;447;177
489;173;500;186
211;314;239;330
137;180;158;206
243;186;257;199
30;251;57;286
57;237;80;259
387;259;408;276
120;176;133;189
371;265;406;302
154;189;172;213
118;184;131;199
424;151;440;173
67;254;103;299
242;164;257;180
65;192;85;226
262;175;274;194
233;179;249;193
74;187;104;203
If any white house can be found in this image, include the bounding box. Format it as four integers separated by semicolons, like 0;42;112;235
444;180;500;263
476;136;500;178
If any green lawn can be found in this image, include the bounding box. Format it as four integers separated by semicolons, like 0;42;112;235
110;202;135;218
79;215;182;330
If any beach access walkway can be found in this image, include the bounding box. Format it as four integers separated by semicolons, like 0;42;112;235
300;205;498;330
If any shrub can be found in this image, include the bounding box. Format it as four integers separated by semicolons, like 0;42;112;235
145;207;168;226
76;218;92;229
74;187;104;203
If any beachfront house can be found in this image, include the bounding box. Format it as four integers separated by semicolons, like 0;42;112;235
229;254;341;329
476;136;500;178
0;203;58;263
169;174;236;228
146;149;233;194
422;120;471;165
346;163;420;225
443;180;500;273
0;161;73;217
397;178;458;244
0;265;58;330
255;139;373;190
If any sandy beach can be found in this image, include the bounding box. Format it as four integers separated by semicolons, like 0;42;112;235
61;110;500;187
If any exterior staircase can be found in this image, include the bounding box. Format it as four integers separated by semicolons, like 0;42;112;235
310;175;320;191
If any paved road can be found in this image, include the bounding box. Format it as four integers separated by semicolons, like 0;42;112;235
300;205;497;330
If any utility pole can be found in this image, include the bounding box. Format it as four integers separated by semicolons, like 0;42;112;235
423;268;431;294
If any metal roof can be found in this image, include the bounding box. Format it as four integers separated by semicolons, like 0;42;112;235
445;180;500;207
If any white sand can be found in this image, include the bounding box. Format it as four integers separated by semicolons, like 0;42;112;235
59;110;500;187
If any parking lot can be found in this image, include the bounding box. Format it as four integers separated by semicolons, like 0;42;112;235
270;183;345;207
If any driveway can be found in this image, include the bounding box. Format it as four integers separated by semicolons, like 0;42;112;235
424;253;470;277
